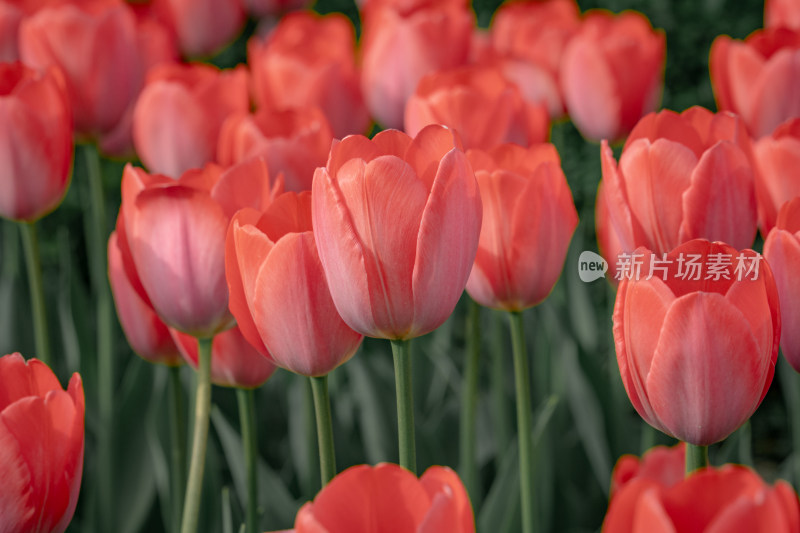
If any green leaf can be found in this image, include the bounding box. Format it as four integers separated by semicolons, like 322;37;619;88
346;357;392;464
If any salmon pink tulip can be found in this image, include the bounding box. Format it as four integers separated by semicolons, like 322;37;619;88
280;463;474;533
148;0;245;58
360;1;472;129
610;443;685;498
597;107;758;279
405;66;550;149
754;118;800;233
244;0;308;18
0;353;85;533
0;61;72;222
767;0;800;30
465;143;577;311
248;11;369;138
133;63;249;178
711;27;800;139
613;240;780;446
312;125;482;340
603;465;800;532
0;2;22;61
764;198;800;372
226;192;363;376
561;9;665;143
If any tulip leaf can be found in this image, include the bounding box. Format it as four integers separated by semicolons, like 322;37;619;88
288;375;319;499
478;440;520;533
347;356;393;464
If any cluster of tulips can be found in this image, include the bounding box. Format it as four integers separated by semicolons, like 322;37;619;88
3;0;800;531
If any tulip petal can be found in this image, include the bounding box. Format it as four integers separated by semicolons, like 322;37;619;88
647;293;762;445
748;48;800;138
602;478;662;533
631;488;677;533
419;466;475;533
754;135;800;233
764;229;800;371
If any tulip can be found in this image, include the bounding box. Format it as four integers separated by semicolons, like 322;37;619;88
610;443;685;497
0;2;22;61
613;239;780;447
603;465;800;532
597;107;758;280
313;124;481;340
479;0;580;118
766;0;800;30
560;9;665;143
0;353;85;533
248;11;369;138
754;118;800;234
360;1;472;129
218;107;333;192
275;463;474;533
19;0;144;141
405;66;550;150
465;143;577;311
133;62;250;178
244;0;308;18
710;27;800;139
764;198;800;372
148;0;245;58
0;61;72;222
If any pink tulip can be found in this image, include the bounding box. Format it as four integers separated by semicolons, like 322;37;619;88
710;27;800;138
0;2;22;61
0;61;72;222
766;0;800;30
148;0;245;58
764;198;800;372
248;11;369;138
610;443;685;498
561;9;665;143
613;239;780;446
133;62;249;177
360;1;472;129
225;192;363;376
753;118;800;234
312;125;482;340
217;107;333;192
597;107;758;279
405;66;550;150
243;0;308;18
465;143;577;310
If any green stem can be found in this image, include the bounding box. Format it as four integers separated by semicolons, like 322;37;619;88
181;337;214;533
310;375;337;485
169;366;187;533
303;378;319;498
391;339;416;474
685;443;709;476
236;388;259;533
459;299;481;503
490;310;511;463
19;221;50;366
779;357;800;486
82;143;114;531
508;311;534;533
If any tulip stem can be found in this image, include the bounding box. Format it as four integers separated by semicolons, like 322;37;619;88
459;299;481;504
391;339;417;474
82;143;114;531
491;310;512;465
508;311;534;533
181;336;214;533
19;221;51;366
169;365;187;533
779;357;800;486
236;387;259;533
685;443;709;476
310;375;337;485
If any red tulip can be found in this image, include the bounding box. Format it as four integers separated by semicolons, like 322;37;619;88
610;443;685;498
753;118;800;234
560;9;665;143
148;0;245;58
119;158;281;337
277;463;474;533
360;1;472;129
0;2;22;61
0;353;84;533
405;66;550;150
597;107;758;279
243;0;308;18
225;192;363;376
764;198;800;372
248;11;369;138
170;326;277;388
108;232;182;366
710;27;800;139
766;0;800;30
613;239;780;446
133;62;249;178
479;0;580;118
312;125;482;340
0;61;72;222
603;465;800;532
465;143;577;311
19;0;145;140
217;107;333;192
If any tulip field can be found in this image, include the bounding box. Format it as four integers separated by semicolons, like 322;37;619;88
3;0;800;531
